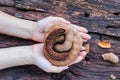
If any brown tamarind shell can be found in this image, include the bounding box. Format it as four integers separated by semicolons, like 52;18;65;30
43;23;83;66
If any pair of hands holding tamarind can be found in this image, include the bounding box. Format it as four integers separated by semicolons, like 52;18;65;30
0;11;91;73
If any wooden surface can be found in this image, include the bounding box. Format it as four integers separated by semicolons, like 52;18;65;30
0;0;120;80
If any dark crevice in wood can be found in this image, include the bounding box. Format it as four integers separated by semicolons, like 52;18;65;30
88;32;120;39
51;73;58;79
51;73;69;80
15;6;48;13
85;54;90;61
113;12;120;16
105;25;120;28
99;35;103;41
0;4;48;13
106;25;115;28
84;12;90;17
0;4;14;7
59;74;69;80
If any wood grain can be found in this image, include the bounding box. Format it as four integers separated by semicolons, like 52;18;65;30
0;0;120;80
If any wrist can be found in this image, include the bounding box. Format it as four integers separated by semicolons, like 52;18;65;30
14;19;36;40
0;46;34;70
31;44;44;65
0;11;36;40
20;45;35;65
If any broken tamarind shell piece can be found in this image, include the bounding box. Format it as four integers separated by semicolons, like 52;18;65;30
110;74;116;80
43;23;83;66
84;43;90;53
102;52;119;64
98;40;111;48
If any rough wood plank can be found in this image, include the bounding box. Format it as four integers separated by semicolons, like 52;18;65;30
0;0;120;80
1;0;120;37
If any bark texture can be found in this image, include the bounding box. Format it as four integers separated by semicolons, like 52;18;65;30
0;0;120;80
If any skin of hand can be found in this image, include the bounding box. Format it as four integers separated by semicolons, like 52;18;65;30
32;44;87;73
31;16;91;72
0;44;86;73
32;16;91;42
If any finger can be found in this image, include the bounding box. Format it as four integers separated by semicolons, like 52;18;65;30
69;51;87;65
83;39;88;42
79;51;87;59
70;54;83;65
72;24;88;33
81;36;90;42
81;47;85;51
47;66;69;73
80;32;91;40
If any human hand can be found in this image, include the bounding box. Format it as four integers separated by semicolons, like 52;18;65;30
31;17;91;71
0;43;87;73
32;16;91;42
32;44;87;73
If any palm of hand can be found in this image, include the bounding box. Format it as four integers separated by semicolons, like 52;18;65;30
32;44;68;73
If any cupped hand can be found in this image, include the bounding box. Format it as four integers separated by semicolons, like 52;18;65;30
32;44;87;73
32;16;91;42
32;16;91;73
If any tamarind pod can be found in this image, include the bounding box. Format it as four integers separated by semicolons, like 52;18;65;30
43;23;83;66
